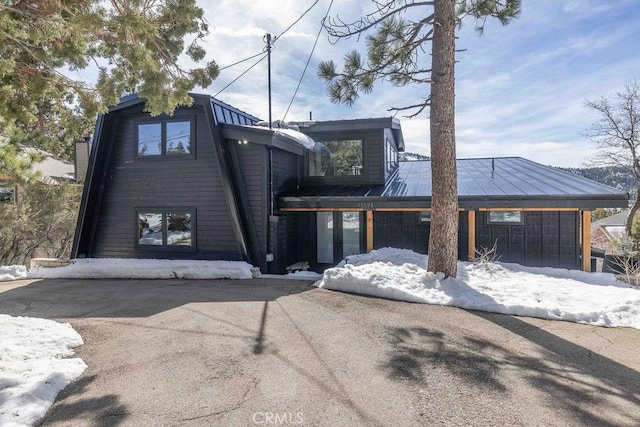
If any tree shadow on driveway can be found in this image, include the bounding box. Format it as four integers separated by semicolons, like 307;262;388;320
0;277;314;319
36;374;128;427
381;315;640;426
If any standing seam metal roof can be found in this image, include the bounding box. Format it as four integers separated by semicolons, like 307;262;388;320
279;157;628;210
381;157;627;197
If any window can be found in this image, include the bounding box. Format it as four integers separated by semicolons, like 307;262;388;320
309;139;363;177
138;210;194;248
385;138;398;172
0;188;13;203
317;212;333;263
488;211;523;225
419;211;431;223
137;120;192;157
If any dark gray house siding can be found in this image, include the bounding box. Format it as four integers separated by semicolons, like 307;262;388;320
233;142;268;257
475;211;580;269
373;211;470;262
371;210;579;269
89;107;242;260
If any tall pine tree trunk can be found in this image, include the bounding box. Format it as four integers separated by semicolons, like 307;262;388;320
428;0;458;277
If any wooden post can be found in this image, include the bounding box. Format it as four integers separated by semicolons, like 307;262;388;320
468;210;476;261
366;210;374;253
582;210;591;272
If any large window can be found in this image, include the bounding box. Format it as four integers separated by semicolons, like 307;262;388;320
309;139;363;177
137;120;192;157
138;210;194;248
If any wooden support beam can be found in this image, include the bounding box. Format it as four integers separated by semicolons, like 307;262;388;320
468;210;476;261
366;210;374;253
582;210;591;272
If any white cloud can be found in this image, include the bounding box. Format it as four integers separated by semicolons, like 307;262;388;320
138;0;640;167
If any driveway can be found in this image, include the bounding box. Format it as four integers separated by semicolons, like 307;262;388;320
1;278;639;426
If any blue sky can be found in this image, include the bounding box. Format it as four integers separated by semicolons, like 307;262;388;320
197;1;640;167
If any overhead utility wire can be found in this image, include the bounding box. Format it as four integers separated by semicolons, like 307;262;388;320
214;52;268;97
274;0;319;41
282;0;334;122
218;51;266;72
213;1;319;98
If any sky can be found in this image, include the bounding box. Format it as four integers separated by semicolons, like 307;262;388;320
194;0;640;167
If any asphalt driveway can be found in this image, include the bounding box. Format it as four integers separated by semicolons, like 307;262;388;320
1;278;639;426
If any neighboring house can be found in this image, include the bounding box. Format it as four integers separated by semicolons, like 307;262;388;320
591;209;630;254
72;94;629;273
0;146;76;203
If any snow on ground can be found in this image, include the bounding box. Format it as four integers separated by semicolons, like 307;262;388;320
27;258;254;280
0;315;86;427
316;248;640;329
0;265;26;282
2;250;639;329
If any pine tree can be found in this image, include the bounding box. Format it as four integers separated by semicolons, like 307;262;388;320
0;0;219;177
318;0;521;277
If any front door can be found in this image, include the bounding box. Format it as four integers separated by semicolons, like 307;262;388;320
315;211;363;269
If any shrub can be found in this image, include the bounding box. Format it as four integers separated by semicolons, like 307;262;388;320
0;183;82;265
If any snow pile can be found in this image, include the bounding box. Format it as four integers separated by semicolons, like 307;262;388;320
316;248;640;329
0;315;86;427
0;265;27;282
286;270;323;279
274;128;316;149
28;258;254;280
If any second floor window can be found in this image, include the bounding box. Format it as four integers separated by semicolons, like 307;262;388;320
309;139;363;177
137;120;192;157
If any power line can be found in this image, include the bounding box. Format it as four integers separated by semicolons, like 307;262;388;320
275;0;320;41
213;1;319;102
214;53;268;98
282;0;334;122
218;51;266;72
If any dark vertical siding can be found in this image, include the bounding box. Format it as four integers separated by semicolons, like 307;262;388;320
373;211;468;258
235;142;267;255
365;130;384;184
91;106;243;259
272;149;301;194
475;211;579;269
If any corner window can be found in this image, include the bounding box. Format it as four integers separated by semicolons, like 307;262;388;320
137;120;192;157
488;211;523;225
138;210;194;248
309;139;363;176
385;138;398;172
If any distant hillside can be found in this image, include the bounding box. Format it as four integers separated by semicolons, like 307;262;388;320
557;165;636;196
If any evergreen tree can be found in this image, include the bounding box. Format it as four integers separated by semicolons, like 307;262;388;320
0;0;219;177
318;0;520;277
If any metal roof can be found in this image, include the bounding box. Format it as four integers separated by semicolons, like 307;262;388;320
279;157;629;210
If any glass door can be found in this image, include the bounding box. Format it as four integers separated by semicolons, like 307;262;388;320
316;211;362;266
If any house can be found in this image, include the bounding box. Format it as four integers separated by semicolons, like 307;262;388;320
72;94;629;273
0;146;76;204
